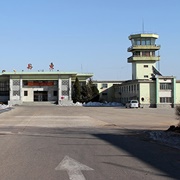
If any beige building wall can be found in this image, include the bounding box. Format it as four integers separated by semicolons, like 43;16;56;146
22;86;58;102
114;81;140;104
94;81;122;102
139;82;156;107
136;62;156;79
176;82;180;105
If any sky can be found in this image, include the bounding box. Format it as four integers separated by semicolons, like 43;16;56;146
0;0;180;80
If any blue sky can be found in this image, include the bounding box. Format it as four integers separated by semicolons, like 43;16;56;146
0;0;180;80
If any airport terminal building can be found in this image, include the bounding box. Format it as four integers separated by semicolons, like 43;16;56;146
0;71;93;105
1;33;180;108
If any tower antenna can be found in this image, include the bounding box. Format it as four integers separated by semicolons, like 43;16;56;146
142;18;145;33
158;51;160;71
81;64;83;73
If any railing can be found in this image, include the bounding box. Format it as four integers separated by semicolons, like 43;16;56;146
128;56;160;61
129;31;158;35
127;45;161;51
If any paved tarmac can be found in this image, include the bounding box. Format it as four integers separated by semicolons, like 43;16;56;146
0;105;179;180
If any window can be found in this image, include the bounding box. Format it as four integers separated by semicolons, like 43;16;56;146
131;39;135;45
144;75;148;78
142;51;150;57
151;38;155;45
0;81;9;91
0;91;9;96
160;83;171;90
133;51;140;56
13;90;20;96
24;91;28;96
23;81;28;86
62;90;68;96
134;85;136;91
144;65;148;68
102;84;108;88
13;80;20;86
141;39;146;45
54;91;57;96
135;39;141;45
146;38;151;45
137;84;139;91
160;97;172;103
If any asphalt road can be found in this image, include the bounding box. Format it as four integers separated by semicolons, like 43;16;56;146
0;105;179;180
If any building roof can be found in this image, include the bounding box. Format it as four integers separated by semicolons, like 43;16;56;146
93;80;123;83
128;33;159;40
0;71;93;77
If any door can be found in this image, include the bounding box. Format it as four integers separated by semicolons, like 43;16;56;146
34;91;48;101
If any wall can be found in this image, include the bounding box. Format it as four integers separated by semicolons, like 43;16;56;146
139;82;156;107
114;82;140;104
94;81;122;102
136;62;156;79
22;86;58;102
176;82;180;105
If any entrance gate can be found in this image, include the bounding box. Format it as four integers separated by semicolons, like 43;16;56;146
34;91;48;101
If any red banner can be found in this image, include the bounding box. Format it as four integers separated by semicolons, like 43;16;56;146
27;81;54;86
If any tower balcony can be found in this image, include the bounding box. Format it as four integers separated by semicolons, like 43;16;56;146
128;56;160;63
127;45;160;52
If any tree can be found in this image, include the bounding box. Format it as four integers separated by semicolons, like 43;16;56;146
87;78;99;102
91;84;99;102
72;77;81;103
72;77;99;103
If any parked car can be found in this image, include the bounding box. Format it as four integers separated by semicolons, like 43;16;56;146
125;100;139;108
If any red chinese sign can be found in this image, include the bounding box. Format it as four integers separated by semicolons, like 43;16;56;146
49;62;54;71
27;81;54;86
27;63;33;70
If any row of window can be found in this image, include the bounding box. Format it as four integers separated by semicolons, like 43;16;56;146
0;91;9;96
119;84;139;93
120;97;172;103
13;91;58;97
160;97;172;103
131;38;156;46
120;97;139;103
118;83;172;90
133;51;156;57
0;82;9;91
160;83;172;90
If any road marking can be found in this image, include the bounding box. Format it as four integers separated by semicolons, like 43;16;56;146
55;156;94;180
13;116;91;118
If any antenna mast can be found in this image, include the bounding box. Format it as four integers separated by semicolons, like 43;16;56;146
158;51;160;71
142;18;145;33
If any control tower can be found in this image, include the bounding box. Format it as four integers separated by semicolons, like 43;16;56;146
127;33;161;80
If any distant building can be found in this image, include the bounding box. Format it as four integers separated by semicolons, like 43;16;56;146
0;71;93;105
93;80;122;102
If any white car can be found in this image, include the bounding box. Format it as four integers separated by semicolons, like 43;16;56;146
125;100;139;108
